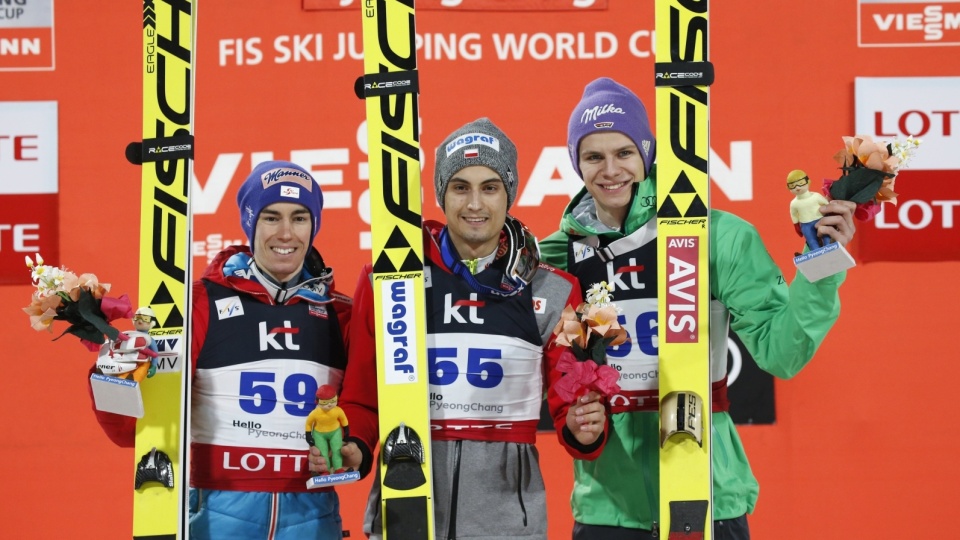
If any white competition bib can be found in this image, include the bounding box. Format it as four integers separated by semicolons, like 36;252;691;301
604;297;660;392
428;332;542;422
192;358;343;450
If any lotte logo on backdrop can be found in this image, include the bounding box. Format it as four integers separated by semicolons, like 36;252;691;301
858;0;960;46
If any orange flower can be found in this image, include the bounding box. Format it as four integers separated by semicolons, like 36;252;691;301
876;178;898;204
835;135;899;175
22;292;64;332
582;304;628;346
552;305;588;349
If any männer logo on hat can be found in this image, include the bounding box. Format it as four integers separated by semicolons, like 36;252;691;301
260;167;314;191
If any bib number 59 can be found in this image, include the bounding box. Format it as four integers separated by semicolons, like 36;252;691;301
238;372;318;417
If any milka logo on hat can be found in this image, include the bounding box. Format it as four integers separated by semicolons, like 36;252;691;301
260;167;314;191
446;133;500;156
580;103;625;124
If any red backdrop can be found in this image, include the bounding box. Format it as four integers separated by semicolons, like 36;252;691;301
2;1;959;538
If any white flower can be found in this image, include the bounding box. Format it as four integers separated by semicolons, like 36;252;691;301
585;281;618;309
890;135;922;173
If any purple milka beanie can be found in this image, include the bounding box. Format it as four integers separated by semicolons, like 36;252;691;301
567;77;656;178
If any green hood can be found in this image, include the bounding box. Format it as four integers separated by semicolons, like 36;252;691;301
558;164;659;238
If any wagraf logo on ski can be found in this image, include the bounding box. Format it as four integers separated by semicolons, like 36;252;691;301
380;279;420;385
666;236;699;344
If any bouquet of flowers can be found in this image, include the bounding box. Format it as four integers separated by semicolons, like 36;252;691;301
23;254;133;351
824;134;922;221
551;281;628;403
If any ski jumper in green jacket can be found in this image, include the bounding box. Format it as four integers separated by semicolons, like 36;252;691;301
541;161;846;529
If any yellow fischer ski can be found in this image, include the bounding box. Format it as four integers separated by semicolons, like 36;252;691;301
125;0;196;537
654;0;714;538
357;1;435;538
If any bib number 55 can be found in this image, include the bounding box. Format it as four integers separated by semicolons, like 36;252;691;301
429;347;503;388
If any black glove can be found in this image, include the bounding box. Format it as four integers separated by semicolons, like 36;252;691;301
305;431;315;448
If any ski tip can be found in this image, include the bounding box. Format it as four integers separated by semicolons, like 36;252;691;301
125;142;143;165
354;76;365;100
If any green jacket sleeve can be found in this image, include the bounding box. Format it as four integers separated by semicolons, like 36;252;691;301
539;230;571;271
711;211;844;380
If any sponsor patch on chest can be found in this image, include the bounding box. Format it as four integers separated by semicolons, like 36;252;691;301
573;241;596;263
215;296;245;320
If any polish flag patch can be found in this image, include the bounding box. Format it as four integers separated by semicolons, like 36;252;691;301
464;148;479;159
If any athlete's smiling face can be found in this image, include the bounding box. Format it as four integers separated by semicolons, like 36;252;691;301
443;165;508;260
578;131;646;229
253;202;312;283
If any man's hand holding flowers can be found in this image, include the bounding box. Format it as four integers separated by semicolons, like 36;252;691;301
551;281;629;445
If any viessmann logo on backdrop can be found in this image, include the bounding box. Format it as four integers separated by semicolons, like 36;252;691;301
0;0;55;71
858;0;960;46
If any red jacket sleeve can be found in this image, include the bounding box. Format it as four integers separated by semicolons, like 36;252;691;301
89;278;209;448
337;264;381;477
544;273;608;461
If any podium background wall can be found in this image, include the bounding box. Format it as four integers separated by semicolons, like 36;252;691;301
2;1;959;538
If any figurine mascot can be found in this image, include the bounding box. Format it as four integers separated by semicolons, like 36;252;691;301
788;169;832;251
95;306;159;382
305;384;350;474
131;307;160;379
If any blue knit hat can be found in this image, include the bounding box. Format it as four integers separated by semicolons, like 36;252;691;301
567;77;656;178
236;160;324;249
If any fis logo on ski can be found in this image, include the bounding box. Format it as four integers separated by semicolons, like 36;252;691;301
380;279;420;385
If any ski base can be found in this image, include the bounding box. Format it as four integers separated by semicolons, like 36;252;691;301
668;500;709;539
385;496;430;540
